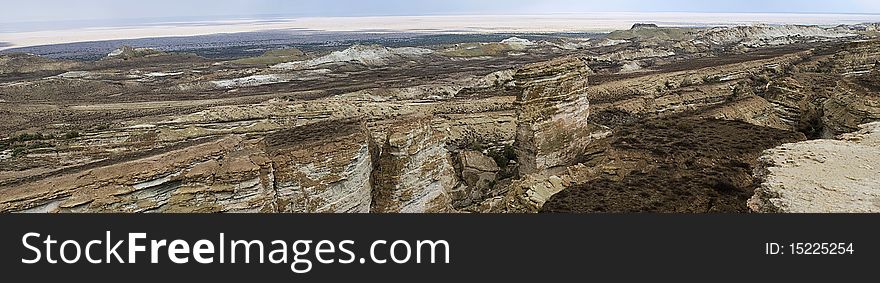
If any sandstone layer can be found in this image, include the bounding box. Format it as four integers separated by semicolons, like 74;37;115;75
513;56;592;174
369;118;457;213
0;120;373;213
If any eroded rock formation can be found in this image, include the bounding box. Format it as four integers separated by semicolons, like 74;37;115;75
452;150;500;208
3;25;880;213
0;120;373;213
369;118;457;213
749;122;880;213
513;56;592;174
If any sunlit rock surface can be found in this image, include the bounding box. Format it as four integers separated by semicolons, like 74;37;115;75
749;122;880;213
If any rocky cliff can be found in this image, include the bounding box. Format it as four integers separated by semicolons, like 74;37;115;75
369;118;457;213
698;25;856;48
541;117;805;213
0;119;373;213
3;27;879;213
513;56;592;174
749;122;880;212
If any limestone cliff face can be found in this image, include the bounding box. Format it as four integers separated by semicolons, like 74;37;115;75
369;118;457;213
587;51;810;130
820;40;880;75
760;43;880;138
513;56;592;174
697;25;856;48
822;92;880;136
0;120;373;213
262;120;373;213
0;53;81;76
473;57;594;212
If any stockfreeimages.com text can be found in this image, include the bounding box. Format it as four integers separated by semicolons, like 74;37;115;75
21;232;450;273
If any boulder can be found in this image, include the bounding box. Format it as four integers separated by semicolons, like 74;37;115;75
749;122;880;212
0;119;374;213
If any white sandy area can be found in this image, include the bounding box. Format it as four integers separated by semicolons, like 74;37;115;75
3;12;880;50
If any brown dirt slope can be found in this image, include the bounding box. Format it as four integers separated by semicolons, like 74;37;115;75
541;117;805;213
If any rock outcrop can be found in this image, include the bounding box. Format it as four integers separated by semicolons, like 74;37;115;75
272;44;433;69
500;37;536;50
513;56;592;174
822;91;880;135
593;48;675;61
369;118;457;213
749;122;880;213
698;25;856;48
263;120;373;213
106;46;163;59
451;150;500;208
820;40;880;75
2;23;878;214
0;53;79;76
480;172;571;213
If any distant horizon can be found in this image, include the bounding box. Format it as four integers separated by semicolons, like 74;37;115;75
5;11;880;33
6;0;880;24
3;12;880;51
10;10;880;23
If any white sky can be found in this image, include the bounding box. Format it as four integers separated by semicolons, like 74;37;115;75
3;0;880;24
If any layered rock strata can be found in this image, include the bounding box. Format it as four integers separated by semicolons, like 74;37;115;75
0;120;373;213
513;56;592;174
369;118;457;213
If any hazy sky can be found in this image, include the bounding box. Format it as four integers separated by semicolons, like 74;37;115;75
4;0;880;24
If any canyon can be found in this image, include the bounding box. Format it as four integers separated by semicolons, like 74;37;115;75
1;24;878;213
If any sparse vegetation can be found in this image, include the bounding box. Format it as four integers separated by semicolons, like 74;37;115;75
1;132;62;158
63;131;81;139
463;140;486;152
606;27;695;41
229;48;306;65
702;75;722;83
439;42;512;57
